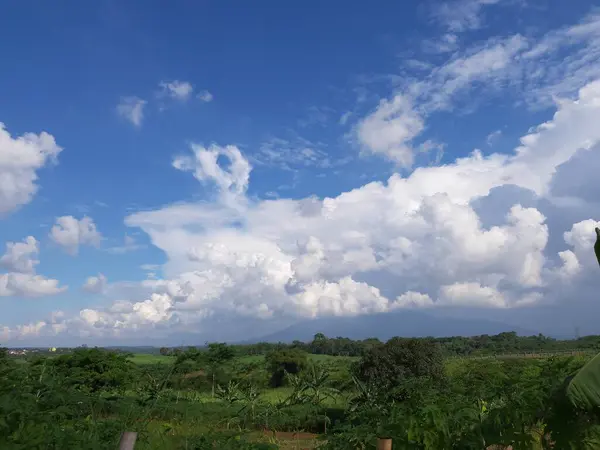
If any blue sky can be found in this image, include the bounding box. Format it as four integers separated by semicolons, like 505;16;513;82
2;0;600;344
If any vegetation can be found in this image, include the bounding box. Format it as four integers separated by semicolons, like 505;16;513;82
2;332;600;449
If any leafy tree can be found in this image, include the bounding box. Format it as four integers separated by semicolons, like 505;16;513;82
206;342;235;397
354;337;444;392
265;348;308;387
46;347;136;393
159;347;170;356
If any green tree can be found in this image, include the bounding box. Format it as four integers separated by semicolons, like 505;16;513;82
265;348;308;387
206;342;236;397
354;337;444;392
46;347;135;393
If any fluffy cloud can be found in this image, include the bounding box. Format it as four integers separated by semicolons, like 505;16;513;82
356;94;424;167
159;80;194;102
116;96;146;127
4;76;600;342
4;11;600;343
83;273;107;294
49;216;102;255
0;123;62;214
172;143;251;205
0;236;65;298
0;273;66;297
0;236;39;273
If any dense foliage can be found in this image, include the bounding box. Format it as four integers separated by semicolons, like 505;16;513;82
3;333;600;449
148;331;600;359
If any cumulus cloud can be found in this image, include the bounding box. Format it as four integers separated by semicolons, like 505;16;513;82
0;273;66;297
0;236;39;273
8;75;593;341
0;123;62;215
49;216;102;255
159;80;194;102
0;236;66;298
4;11;600;342
83;273;107;294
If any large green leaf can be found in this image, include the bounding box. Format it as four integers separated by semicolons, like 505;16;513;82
595;227;600;268
567;352;600;410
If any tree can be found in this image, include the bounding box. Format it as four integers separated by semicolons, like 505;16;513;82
206;342;235;397
354;337;444;392
47;347;136;393
159;347;170;356
311;333;328;354
265;348;308;387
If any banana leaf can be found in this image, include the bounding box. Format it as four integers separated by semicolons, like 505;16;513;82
567;352;600;410
595;227;600;268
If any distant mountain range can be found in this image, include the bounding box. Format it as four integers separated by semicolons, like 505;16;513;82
251;310;537;343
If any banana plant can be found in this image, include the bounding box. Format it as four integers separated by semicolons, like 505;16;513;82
565;227;600;411
559;228;600;414
595;227;600;268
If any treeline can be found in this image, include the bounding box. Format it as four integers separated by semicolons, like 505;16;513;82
159;331;600;358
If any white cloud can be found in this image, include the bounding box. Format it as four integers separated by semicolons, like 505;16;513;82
0;236;39;273
173;143;251;205
0;123;62;215
49;216;102;255
359;11;600;164
486;129;502;146
0;235;66;299
291;277;389;318
0;273;66;297
432;0;501;33
561;219;600;274
83;273;107;294
116;97;147;127
356;94;424;167
159;80;194;102
0;270;65;299
5;11;600;342
393;291;435;309
197;90;213;102
439;282;507;308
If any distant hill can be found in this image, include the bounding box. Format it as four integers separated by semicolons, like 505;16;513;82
254;310;537;343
